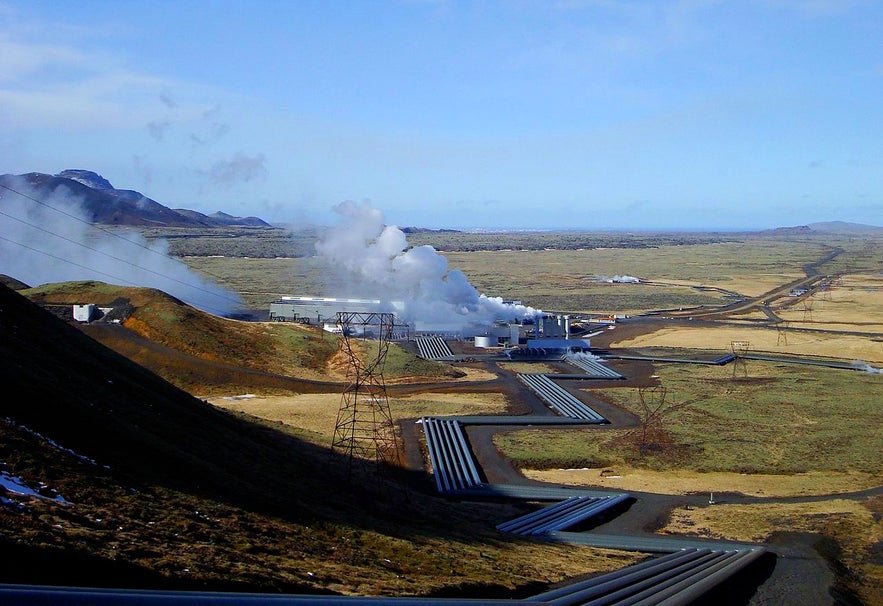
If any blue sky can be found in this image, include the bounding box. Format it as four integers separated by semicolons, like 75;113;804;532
1;0;881;231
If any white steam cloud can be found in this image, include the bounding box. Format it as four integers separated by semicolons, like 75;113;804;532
595;275;640;283
565;351;603;363
851;360;883;375
0;177;241;315
313;201;539;333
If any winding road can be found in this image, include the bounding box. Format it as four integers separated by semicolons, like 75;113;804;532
395;339;882;605
390;242;880;605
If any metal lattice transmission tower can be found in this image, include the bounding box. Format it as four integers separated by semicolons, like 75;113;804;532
776;320;789;345
331;311;403;476
803;298;814;322
731;340;750;378
636;386;668;454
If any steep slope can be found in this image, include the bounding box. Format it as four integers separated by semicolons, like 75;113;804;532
1;282;615;596
0;281;341;510
0;281;353;591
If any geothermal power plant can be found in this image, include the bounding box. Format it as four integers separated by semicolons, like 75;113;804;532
268;295;594;357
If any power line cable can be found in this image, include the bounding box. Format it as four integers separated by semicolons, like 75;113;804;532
0;234;233;316
0;182;243;314
1;234;144;290
0;207;239;309
0;181;239;288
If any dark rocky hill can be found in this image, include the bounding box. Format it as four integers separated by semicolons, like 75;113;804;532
0;170;271;228
0;279;362;591
760;221;883;236
0;280;330;509
806;220;883;234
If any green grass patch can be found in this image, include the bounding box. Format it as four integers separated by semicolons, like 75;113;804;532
382;342;462;380
496;362;883;475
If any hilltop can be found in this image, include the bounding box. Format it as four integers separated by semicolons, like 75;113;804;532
0;170;271;228
11;278;459;395
760;221;883;236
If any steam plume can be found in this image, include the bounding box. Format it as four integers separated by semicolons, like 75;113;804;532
565;351;603;363
851;360;883;375
0;177;241;315
313;201;539;333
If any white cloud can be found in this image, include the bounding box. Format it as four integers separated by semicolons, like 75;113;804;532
0;23;227;133
0;33;88;82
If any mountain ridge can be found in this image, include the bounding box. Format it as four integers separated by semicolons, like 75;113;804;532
759;221;883;235
0;169;271;228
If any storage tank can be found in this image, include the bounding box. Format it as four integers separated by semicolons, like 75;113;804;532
474;335;496;348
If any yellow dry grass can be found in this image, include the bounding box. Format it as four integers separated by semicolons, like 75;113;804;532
521;467;880;498
775;274;883;330
208;393;341;440
612;324;883;363
612;274;883;363
392;391;510;418
662;498;880;543
209;391;509;442
708;274;806;297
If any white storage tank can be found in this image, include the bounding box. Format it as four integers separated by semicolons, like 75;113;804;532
474;335;496;348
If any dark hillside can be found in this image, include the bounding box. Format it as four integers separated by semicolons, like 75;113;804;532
0;281;357;591
0;282;348;513
0;282;591;596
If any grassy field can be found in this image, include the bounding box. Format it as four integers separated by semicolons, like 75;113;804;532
610;269;883;363
23;227;882;602
210;391;511;447
496;359;883;604
177;230;881;318
441;239;817;308
497;361;883;487
613;324;883;364
775;273;883;330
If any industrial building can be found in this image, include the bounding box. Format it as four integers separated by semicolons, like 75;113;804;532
270;295;531;341
270;298;593;358
269;296;383;324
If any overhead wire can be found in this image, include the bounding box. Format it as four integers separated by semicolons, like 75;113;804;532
0;181;245;315
0;180;237;284
0;234;148;290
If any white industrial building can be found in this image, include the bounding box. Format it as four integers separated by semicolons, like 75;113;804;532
72;304;96;322
269;298;591;356
269;296;383;324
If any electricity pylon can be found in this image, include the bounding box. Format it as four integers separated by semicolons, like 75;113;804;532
731;340;750;378
331;312;402;477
